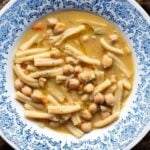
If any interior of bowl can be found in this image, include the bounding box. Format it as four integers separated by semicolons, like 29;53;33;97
0;0;150;150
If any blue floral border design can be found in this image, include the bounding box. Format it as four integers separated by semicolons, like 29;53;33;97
0;0;150;149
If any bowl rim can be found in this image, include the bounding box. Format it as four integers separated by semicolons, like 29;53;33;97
0;0;150;149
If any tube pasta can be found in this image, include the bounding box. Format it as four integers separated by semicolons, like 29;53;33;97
15;52;51;63
66;122;84;138
19;33;40;50
56;75;68;84
16;91;31;101
94;79;111;95
64;49;78;59
50;25;86;46
94;112;119;128
15;47;49;57
94;70;104;83
14;64;39;88
16;91;44;110
100;38;124;54
77;55;100;66
71;113;81;126
25;110;53;119
25;110;59;121
34;58;64;67
115;63;132;78
47;104;81;114
47;94;60;105
29;68;62;78
64;44;100;65
113;81;123;113
64;43;84;56
107;52;132;78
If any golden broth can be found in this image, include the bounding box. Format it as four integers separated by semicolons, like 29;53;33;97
14;10;134;136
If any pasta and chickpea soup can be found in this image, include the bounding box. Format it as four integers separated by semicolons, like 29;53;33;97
13;11;134;138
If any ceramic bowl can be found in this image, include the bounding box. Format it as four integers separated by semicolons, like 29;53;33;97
0;0;150;149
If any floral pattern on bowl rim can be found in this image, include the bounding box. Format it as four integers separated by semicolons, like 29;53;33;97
0;0;150;150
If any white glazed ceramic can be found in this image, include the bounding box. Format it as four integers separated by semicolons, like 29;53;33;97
0;0;150;149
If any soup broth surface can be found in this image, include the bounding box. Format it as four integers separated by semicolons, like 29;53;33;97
13;11;134;137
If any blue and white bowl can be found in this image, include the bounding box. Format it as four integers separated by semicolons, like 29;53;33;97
0;0;150;149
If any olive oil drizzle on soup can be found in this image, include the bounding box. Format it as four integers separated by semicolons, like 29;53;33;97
13;11;134;138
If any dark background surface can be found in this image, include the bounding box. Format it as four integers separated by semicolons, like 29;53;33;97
0;0;149;149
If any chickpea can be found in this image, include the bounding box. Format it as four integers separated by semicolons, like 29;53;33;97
63;64;74;75
89;103;97;114
93;93;104;104
53;22;65;34
81;94;89;101
84;83;94;93
102;55;113;69
50;48;61;58
31;89;43;102
104;93;115;107
47;18;58;28
68;78;80;90
81;122;92;133
101;112;111;120
81;109;92;120
78;71;89;83
74;65;83;75
66;56;78;65
21;85;32;96
39;77;47;87
15;79;24;90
